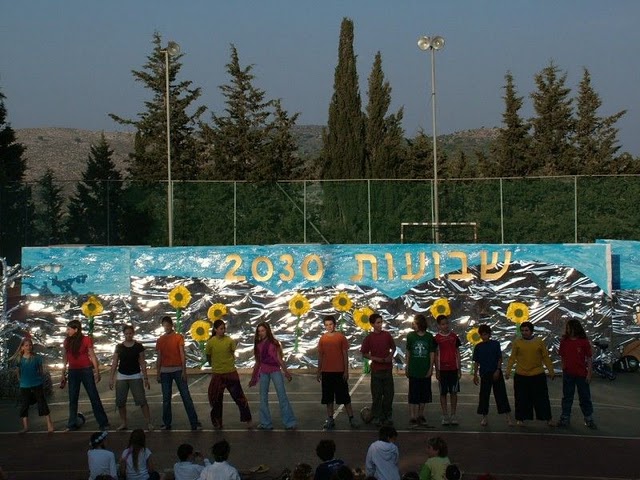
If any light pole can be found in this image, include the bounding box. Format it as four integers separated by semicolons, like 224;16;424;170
162;41;180;247
418;35;445;243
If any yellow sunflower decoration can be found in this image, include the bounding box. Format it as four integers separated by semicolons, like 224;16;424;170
81;295;103;336
429;298;451;319
332;292;352;312
332;292;353;331
353;307;374;331
289;293;311;352
190;320;211;342
506;302;529;324
168;285;192;333
189;319;211;367
81;295;103;318
207;303;228;321
169;285;191;309
466;327;482;346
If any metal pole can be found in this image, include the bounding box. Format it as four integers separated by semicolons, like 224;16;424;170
430;48;439;244
165;50;173;247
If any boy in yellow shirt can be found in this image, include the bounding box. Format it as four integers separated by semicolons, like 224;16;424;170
505;321;555;426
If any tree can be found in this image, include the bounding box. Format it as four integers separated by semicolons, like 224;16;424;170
529;61;575;175
32;169;65;245
321;18;366;179
200;45;300;182
365;51;406;178
65;134;124;245
399;131;431;179
110;32;206;181
490;72;531;176
574;68;626;174
0;89;30;262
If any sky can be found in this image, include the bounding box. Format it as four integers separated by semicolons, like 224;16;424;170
1;0;639;155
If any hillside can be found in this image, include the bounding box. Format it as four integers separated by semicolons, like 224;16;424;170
15;126;496;183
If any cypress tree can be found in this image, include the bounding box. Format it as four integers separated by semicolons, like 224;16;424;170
574;68;626;174
65;134;124;245
0;89;30;262
110;32;206;181
365;51;405;179
529;61;575;175
321;17;366;179
491;72;531;176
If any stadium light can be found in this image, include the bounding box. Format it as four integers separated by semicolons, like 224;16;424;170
162;41;180;247
418;35;445;243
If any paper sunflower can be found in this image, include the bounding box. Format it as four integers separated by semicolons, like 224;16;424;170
332;292;353;312
466;327;482;346
207;303;228;321
190;320;211;342
430;298;451;318
168;285;191;309
506;302;529;324
81;295;103;318
289;293;311;317
353;307;374;331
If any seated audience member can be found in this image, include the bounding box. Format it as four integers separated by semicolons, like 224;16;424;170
198;439;240;480
315;439;344;480
120;428;160;480
331;466;355;480
292;463;314;480
88;431;117;480
174;443;210;480
365;426;400;480
419;437;450;480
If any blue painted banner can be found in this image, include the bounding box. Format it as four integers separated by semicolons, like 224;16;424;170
22;243;611;297
596;239;640;290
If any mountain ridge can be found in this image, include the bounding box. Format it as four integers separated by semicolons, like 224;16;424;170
15;125;497;183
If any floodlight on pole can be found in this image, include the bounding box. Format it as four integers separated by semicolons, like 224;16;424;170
417;35;444;243
163;40;180;247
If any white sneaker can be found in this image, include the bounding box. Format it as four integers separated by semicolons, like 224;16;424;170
449;415;459;425
441;415;450;426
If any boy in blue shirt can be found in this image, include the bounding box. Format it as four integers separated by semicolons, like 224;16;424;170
472;324;513;427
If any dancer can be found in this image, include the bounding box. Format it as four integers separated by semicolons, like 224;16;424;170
405;314;436;427
249;321;297;430
204;319;253;430
361;313;396;427
155;315;201;431
109;324;153;431
505;321;555;426
87;431;117;480
434;315;462;426
472;324;513;427
11;336;54;433
556;319;596;429
62;319;110;431
119;429;160;480
317;315;359;430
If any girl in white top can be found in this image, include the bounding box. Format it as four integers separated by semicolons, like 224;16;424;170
87;431;117;480
120;429;160;480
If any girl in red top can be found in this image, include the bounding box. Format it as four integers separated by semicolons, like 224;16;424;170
62;319;110;431
557;319;596;429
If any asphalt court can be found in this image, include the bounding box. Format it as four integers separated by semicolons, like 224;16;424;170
0;370;638;480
